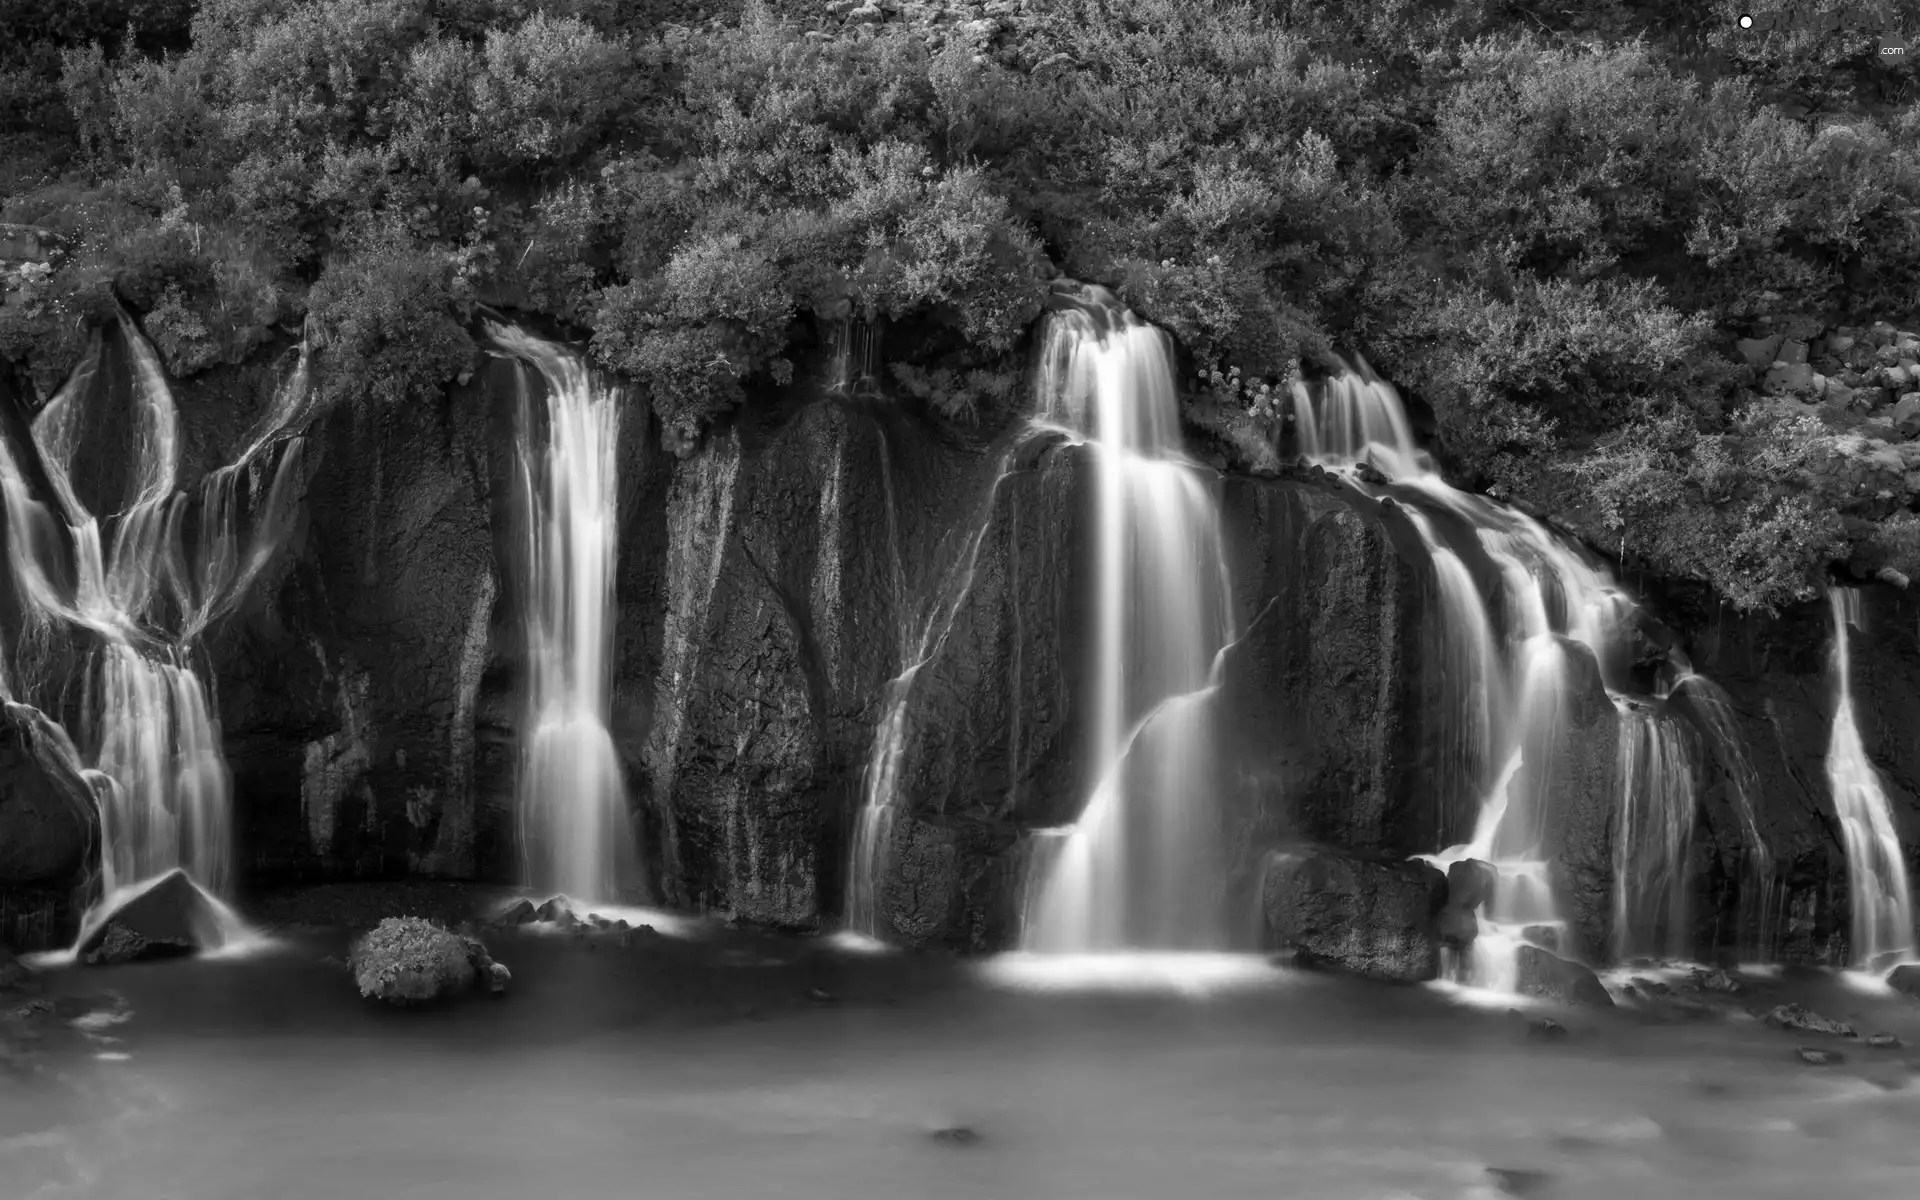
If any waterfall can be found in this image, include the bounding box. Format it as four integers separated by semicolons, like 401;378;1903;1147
1824;589;1916;970
0;315;308;933
1299;358;1760;982
486;323;637;905
1020;285;1237;952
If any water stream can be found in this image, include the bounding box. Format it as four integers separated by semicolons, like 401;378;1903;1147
1824;588;1916;970
486;324;637;907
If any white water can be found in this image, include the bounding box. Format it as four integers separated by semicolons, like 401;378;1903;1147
0;316;307;924
1298;359;1740;984
1824;589;1916;969
487;324;636;905
1021;285;1236;952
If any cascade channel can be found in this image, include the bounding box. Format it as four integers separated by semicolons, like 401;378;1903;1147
1018;285;1238;952
487;324;638;908
0;315;308;946
1294;359;1773;986
1824;588;1916;970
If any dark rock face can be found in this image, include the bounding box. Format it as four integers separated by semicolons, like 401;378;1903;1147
0;705;99;951
78;869;227;964
867;810;1027;952
1529;637;1622;964
1513;945;1614;1007
1259;847;1447;982
1890;963;1920;999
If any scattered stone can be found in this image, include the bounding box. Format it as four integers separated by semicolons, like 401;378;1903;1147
1765;362;1814;393
1867;1032;1901;1049
1798;1047;1844;1066
1779;338;1810;365
590;914;613;930
1737;334;1784;369
928;1123;981;1145
1353;460;1390;485
485;961;511;996
1527;1016;1567;1039
500;899;537;925
1762;1003;1855;1038
1260;848;1447;983
80;870;227;965
610;919;631;932
1630;975;1671;996
1692;967;1743;994
807;987;837;1004
534;898;573;923
846;3;885;22
1514;946;1614;1008
1486;1166;1554;1197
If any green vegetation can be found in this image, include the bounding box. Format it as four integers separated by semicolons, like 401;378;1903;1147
3;0;1920;609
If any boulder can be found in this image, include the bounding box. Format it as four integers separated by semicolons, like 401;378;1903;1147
348;917;500;1006
500;899;536;924
1513;945;1614;1007
1445;858;1497;911
78;870;228;965
1889;964;1920;999
1437;905;1478;948
0;945;32;992
1737;335;1785;369
1867;1032;1901;1049
1761;1003;1854;1037
1260;848;1447;983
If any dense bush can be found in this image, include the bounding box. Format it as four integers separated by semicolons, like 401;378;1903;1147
8;0;1920;607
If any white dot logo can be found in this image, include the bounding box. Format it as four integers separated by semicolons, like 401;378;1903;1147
1738;13;1754;28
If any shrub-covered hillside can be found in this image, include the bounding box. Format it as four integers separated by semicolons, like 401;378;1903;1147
4;0;1920;610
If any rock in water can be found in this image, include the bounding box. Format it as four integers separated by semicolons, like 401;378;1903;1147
79;870;228;965
1513;946;1614;1007
349;917;499;1005
1798;1047;1844;1066
1445;859;1498;912
500;899;536;925
1867;1032;1901;1049
1260;848;1447;983
0;946;33;992
485;961;511;996
1762;1003;1855;1038
1888;964;1920;999
1486;1166;1553;1197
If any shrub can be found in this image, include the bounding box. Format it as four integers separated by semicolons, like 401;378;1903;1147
307;231;475;405
347;916;480;1004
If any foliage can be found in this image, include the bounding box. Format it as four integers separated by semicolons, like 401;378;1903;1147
8;0;1920;606
347;916;480;1004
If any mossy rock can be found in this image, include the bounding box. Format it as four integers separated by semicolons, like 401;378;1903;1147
347;917;500;1006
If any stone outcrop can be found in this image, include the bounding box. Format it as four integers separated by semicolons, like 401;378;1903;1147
1259;847;1447;982
78;869;228;965
1513;945;1614;1007
0;705;99;951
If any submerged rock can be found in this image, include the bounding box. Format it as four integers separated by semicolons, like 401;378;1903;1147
1260;848;1446;983
1513;946;1614;1007
1762;1003;1855;1038
0;946;33;992
79;870;228;965
348;917;507;1006
1798;1047;1844;1066
1690;967;1743;995
1867;1032;1901;1049
927;1124;981;1146
1485;1166;1554;1198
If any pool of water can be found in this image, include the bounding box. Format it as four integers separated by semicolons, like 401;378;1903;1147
6;904;1920;1200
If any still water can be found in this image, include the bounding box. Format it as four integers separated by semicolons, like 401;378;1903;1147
5;904;1920;1200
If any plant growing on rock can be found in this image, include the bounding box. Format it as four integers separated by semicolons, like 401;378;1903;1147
347;915;498;1005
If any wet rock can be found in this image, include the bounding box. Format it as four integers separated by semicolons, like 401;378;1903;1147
0;945;33;992
1691;967;1743;994
1762;1003;1854;1038
534;898;573;923
928;1123;981;1145
1867;1032;1901;1049
1353;460;1390;485
1888;964;1920;999
1445;859;1497;911
1520;924;1562;954
1260;848;1446;983
79;870;227;965
0;705;100;949
500;899;536;925
1526;1016;1567;1039
1513;946;1614;1007
806;987;837;1004
1630;975;1671;996
485;961;511;996
1798;1047;1844;1066
1437;905;1478;948
1486;1166;1554;1197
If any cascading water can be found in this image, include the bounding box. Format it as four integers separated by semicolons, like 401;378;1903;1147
1296;358;1767;984
0;314;308;941
1824;589;1916;970
486;324;636;906
1020;286;1237;952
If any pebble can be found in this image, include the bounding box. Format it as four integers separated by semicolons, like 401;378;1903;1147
1798;1047;1845;1066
